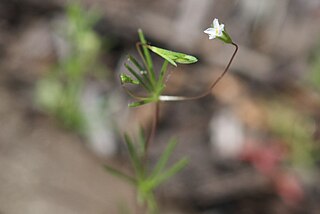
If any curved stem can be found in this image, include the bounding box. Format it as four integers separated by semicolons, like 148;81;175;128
160;42;238;102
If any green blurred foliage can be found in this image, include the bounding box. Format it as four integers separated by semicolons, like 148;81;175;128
267;102;319;168
308;41;320;90
35;3;105;133
105;131;188;214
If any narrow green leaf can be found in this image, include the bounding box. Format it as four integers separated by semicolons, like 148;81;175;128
150;138;177;179
124;134;144;179
150;158;188;188
138;29;156;85
128;55;153;90
128;99;153;108
138;126;147;156
158;60;169;85
104;165;136;185
149;46;176;67
120;73;139;85
124;63;150;91
147;46;198;66
128;55;144;71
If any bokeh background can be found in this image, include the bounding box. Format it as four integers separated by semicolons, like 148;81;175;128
1;0;320;213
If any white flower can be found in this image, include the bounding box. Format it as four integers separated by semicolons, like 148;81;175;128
204;18;224;40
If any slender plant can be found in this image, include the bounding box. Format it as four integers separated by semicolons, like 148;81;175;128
106;18;238;214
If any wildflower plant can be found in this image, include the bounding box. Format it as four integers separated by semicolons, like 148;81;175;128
105;132;188;213
106;19;238;213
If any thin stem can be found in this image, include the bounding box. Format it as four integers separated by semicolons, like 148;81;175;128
207;42;238;91
159;42;238;102
145;102;160;157
158;60;169;88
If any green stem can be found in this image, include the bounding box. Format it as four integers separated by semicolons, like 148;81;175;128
158;60;169;89
137;29;156;87
145;102;160;159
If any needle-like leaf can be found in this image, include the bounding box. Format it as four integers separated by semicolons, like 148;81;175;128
150;138;177;179
138;126;147;157
138;29;156;85
104;165;136;185
124;134;144;179
128;99;153;108
128;55;153;90
128;55;144;71
149;158;188;188
158;60;169;86
124;63;151;91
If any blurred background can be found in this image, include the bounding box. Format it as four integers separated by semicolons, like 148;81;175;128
1;0;320;213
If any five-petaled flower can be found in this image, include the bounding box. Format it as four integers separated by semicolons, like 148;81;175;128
204;18;224;40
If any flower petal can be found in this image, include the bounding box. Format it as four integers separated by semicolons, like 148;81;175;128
204;28;215;34
213;18;219;28
220;24;225;31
